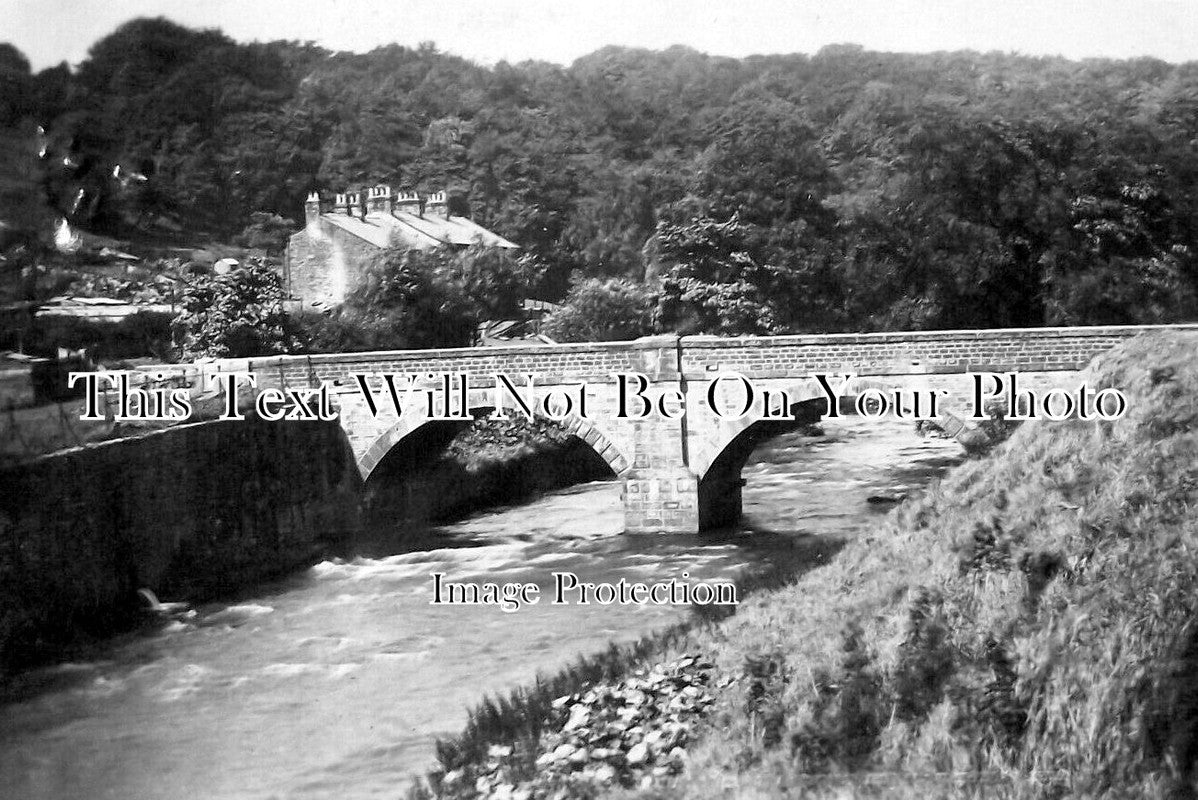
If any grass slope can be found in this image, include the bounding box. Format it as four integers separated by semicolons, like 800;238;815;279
644;331;1198;799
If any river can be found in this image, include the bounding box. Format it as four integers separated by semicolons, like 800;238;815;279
0;418;962;800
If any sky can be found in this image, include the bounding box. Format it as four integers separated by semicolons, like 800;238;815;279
5;0;1198;71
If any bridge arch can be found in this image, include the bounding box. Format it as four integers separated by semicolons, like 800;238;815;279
354;388;630;482
691;387;829;529
690;377;956;529
693;375;945;481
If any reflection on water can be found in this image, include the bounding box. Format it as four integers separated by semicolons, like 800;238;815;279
0;418;961;800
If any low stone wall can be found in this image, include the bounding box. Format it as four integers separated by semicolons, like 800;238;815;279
0;418;362;672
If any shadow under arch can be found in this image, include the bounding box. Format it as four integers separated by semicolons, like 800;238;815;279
355;389;630;483
359;400;625;527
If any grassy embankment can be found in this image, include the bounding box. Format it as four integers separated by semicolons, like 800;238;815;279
423;331;1198;799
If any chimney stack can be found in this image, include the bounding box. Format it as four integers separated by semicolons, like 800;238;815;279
394;190;421;216
426;190;448;218
304;191;321;228
336;192;359;216
367;185;392;213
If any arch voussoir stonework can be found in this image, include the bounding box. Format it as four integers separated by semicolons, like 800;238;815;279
356;416;425;479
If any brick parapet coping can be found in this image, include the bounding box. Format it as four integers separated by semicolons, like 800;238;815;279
138;323;1198;382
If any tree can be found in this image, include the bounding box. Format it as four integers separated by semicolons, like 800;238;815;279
334;247;477;350
543;277;657;342
454;245;547;321
173;259;300;358
697;91;837;234
0;44;33;126
18;22;1198;334
652;214;787;336
1042;180;1197;324
296;244;545;353
237;212;296;254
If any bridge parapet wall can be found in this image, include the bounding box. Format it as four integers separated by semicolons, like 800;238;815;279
677;324;1196;379
140;324;1196;394
240;339;671;391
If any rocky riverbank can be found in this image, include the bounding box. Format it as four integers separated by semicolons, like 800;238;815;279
437;655;724;799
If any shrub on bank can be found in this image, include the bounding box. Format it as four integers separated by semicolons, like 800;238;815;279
542;278;658;343
18;310;175;361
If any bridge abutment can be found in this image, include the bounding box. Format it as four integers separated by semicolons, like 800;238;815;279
621;468;748;533
622;468;700;533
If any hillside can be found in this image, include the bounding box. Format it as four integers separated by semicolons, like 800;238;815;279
2;23;1197;333
641;330;1198;798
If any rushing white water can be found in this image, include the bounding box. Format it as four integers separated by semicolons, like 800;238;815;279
0;418;961;800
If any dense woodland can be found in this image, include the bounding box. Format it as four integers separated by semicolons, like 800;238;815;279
2;17;1198;346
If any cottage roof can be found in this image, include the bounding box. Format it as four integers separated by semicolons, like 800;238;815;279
320;209;518;251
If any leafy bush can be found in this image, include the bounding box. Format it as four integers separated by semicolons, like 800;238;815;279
542;277;657;342
172;258;301;358
23;310;175;360
652;214;783;336
339;247;478;350
236;212;296;254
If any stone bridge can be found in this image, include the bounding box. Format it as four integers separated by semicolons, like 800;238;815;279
155;324;1194;533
